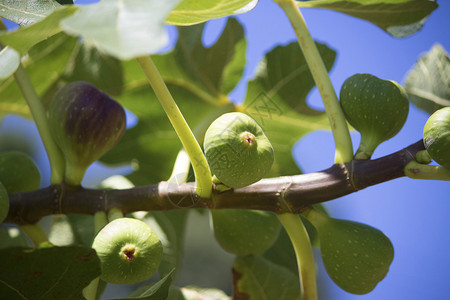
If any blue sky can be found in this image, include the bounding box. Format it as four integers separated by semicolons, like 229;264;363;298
2;1;450;299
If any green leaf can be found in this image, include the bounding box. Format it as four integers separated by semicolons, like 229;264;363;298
49;214;95;246
63;42;124;96
0;0;61;26
403;43;450;115
0;225;30;249
241;42;333;176
167;0;258;25
142;211;188;278
121;269;174;300
0;33;78;120
60;0;181;60
0;46;19;80
0;245;101;299
254;42;335;115
0;6;77;55
101;18;246;185
156;18;246;98
0;151;40;194
233;255;301;300
297;0;438;37
0;182;9;223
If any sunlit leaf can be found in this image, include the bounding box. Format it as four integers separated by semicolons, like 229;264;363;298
100;19;246;185
0;6;77;55
60;0;181;60
168;285;231;299
156;18;246;98
123;269;174;300
167;0;258;25
63;42;124;96
0;225;30;249
233;255;301;300
0;33;78;120
49;214;95;246
0;0;61;26
297;0;438;37
0;245;100;299
403;43;450;115
241;42;333;176
0;46;19;80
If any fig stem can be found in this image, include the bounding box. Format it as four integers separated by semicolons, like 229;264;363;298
94;211;108;234
19;223;49;246
12;65;66;184
404;161;450;181
274;0;353;164
108;208;124;221
168;149;191;184
278;213;318;300
136;55;212;199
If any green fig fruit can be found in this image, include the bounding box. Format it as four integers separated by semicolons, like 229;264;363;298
423;107;450;169
0;151;40;193
340;73;409;159
306;209;394;295
0;182;9;223
203;112;274;188
211;209;280;256
49;81;126;185
92;217;163;284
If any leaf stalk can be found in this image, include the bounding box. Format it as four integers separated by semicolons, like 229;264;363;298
13;65;66;184
136;55;212;199
275;0;353;163
278;213;318;300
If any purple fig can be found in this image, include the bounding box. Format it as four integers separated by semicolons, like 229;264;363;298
49;81;126;185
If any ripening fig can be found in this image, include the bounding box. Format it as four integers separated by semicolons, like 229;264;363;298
92;217;163;284
306;209;394;295
340;73;409;159
49;81;126;185
211;209;280;256
0;151;40;193
0;182;9;223
203;112;274;188
423;107;450;169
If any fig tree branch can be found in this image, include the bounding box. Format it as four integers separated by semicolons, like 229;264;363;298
6;140;425;225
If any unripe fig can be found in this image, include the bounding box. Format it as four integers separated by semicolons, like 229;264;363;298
0;182;9;223
211;209;280;256
203;112;274;188
423;107;450;168
49;81;126;185
306;209;394;295
0;151;40;193
340;73;409;159
92;217;163;284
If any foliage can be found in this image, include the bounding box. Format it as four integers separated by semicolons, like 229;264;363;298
0;0;448;299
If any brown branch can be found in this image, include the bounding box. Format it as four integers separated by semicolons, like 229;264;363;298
5;140;424;225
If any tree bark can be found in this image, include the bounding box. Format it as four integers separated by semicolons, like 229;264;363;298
5;140;424;225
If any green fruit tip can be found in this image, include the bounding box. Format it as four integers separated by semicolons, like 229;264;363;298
92;217;163;284
204;112;274;188
340;74;409;160
423;107;450;169
306;209;394;295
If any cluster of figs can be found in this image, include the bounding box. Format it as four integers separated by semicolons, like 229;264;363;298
0;74;448;290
